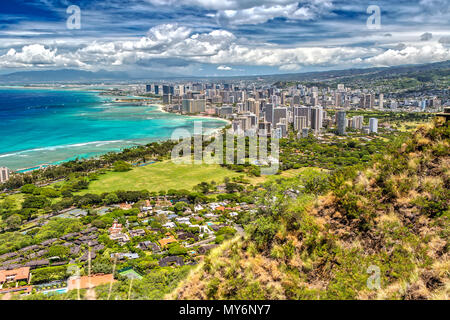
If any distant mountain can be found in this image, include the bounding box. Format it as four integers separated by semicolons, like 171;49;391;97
202;60;450;83
0;60;448;83
0;69;131;83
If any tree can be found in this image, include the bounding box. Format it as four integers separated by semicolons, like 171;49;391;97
303;175;329;201
48;245;70;259
5;214;22;230
168;244;187;256
113;161;132;172
22;195;50;209
92;258;113;274
104;193;120;205
21;184;37;194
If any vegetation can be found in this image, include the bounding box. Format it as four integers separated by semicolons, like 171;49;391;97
81;161;240;194
172;118;449;300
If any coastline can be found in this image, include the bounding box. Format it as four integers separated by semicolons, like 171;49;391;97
3;89;231;173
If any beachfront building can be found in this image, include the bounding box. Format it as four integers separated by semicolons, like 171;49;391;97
0;167;10;183
182;99;206;114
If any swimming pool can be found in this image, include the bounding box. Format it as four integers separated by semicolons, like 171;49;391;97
42;287;68;295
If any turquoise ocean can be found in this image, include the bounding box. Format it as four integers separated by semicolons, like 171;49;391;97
0;87;227;171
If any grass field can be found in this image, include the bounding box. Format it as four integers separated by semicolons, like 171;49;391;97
81;161;241;194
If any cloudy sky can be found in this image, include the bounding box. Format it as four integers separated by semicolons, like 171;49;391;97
0;0;449;76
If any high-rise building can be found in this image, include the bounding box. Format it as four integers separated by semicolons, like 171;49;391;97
146;85;151;93
379;93;384;109
162;94;172;104
294;116;307;131
336;110;346;135
217;105;233;117
352;115;364;130
273;107;287;127
154;85;160;95
294;106;311;127
366;93;374;108
310;107;323;132
369;118;378;133
0;167;10;183
182;99;206;114
265;104;274;124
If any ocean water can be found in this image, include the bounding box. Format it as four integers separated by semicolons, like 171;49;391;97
0;87;227;170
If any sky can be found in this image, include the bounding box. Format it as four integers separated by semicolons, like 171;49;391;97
0;0;449;76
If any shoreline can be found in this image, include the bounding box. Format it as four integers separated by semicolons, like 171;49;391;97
3;89;231;173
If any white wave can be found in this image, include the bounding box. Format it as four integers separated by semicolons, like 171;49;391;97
0;140;125;158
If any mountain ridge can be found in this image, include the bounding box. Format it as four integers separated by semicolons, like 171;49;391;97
0;60;448;83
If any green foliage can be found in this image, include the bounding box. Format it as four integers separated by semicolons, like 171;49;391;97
21;184;37;194
168;244;187;256
47;245;70;259
30;265;68;284
22;195;51;209
113;161;132;172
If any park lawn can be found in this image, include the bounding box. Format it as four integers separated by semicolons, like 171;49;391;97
80;161;241;194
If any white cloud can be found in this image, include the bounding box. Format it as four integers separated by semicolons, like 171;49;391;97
279;63;302;71
0;44;85;68
145;0;332;25
365;42;450;66
1;23;448;73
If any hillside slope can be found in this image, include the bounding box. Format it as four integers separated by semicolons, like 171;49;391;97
171;117;449;300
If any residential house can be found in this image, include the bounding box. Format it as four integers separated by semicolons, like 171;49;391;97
119;203;133;210
0;267;30;287
158;235;177;249
194;204;204;212
158;256;184;267
109;221;123;235
137;241;161;253
129;229;146;238
175;217;191;226
111;253;139;260
162;222;176;229
79;251;97;262
24;259;49;269
41;238;57;246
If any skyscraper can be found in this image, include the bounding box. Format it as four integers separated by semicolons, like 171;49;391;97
0;167;10;183
336;110;346;135
369;118;378;133
310;107;323;132
378;93;384;109
294;106;311;127
265;103;274;124
294;116;307;131
273;107;287;127
352;115;364;129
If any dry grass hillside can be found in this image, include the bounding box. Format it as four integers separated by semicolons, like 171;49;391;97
170;117;449;300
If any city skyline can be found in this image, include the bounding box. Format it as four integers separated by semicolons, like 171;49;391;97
0;0;450;77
